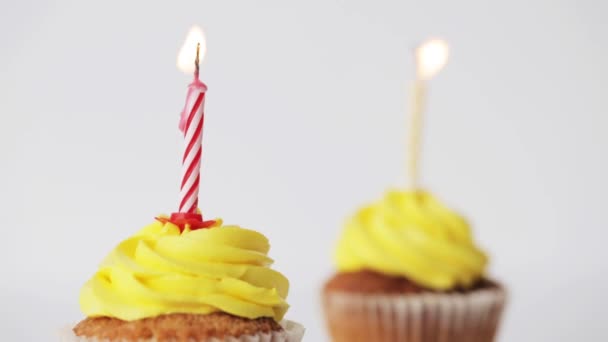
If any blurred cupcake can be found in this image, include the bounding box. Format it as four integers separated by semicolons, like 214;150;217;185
64;217;304;342
322;190;506;342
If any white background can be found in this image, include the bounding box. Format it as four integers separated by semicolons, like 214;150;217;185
1;0;607;341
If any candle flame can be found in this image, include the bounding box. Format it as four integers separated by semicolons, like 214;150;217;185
177;26;207;73
415;39;449;80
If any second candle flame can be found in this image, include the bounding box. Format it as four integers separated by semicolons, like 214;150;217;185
177;26;207;74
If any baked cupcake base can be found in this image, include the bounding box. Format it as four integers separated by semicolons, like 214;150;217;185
62;313;304;342
323;271;506;342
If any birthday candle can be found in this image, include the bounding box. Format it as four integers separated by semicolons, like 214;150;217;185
407;39;449;189
177;26;207;214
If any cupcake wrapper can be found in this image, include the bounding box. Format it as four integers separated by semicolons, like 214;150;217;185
323;288;506;342
59;319;304;342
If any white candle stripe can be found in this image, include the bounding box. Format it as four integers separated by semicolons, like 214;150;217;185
181;192;196;213
180;159;201;196
182;138;202;172
184;102;204;143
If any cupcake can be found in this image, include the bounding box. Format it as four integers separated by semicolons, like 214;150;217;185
322;190;506;342
64;216;304;341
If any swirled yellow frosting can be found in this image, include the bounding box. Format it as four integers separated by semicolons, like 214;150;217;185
79;219;289;321
335;190;488;290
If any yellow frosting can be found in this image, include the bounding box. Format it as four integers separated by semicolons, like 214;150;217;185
79;219;289;321
334;190;488;290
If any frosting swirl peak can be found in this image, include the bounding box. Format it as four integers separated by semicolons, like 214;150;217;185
79;219;289;321
334;190;488;290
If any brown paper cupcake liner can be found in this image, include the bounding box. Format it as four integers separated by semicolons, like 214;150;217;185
59;319;304;342
323;287;506;342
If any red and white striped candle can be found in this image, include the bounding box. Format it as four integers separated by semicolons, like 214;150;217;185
177;26;207;214
178;76;206;213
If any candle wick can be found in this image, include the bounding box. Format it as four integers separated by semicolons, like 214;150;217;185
194;42;201;80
